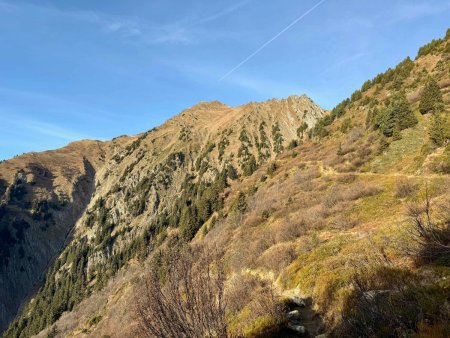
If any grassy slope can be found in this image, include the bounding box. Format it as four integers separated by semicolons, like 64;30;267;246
199;30;450;336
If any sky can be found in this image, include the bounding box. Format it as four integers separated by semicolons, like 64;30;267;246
0;0;449;160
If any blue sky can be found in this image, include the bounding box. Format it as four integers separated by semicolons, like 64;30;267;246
1;0;449;160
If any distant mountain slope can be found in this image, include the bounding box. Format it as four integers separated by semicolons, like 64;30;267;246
0;138;138;331
1;95;324;336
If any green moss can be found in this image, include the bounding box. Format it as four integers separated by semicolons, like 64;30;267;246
243;315;282;338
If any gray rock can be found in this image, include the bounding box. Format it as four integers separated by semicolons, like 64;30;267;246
287;323;307;336
291;296;306;308
287;310;301;321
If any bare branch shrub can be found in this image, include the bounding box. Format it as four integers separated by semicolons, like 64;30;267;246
344;182;383;200
323;182;382;211
256;242;297;272
336;174;357;184
329;214;359;230
135;245;228;338
338;261;450;337
225;274;286;337
395;179;418;198
273;215;307;242
407;191;450;266
338;264;418;337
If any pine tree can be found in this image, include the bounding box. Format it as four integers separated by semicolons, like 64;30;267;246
394;92;417;130
242;154;257;176
271;123;284;154
429;113;445;146
419;77;444;114
381;107;396;137
381;92;416;137
235;191;247;213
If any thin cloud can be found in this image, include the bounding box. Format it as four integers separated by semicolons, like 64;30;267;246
159;58;306;99
386;1;450;24
0;0;249;45
219;0;327;81
0;87;121;120
1;115;95;142
192;0;250;26
225;73;306;98
319;52;369;76
151;1;251;44
24;121;95;141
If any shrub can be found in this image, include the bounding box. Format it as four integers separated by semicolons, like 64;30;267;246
337;264;450;337
257;242;297;273
287;139;299;150
406;192;450;266
135;245;227;338
226;275;286;337
267;162;278;177
394;180;418;198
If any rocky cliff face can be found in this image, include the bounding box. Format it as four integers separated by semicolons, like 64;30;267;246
0;95;325;336
0;140;131;332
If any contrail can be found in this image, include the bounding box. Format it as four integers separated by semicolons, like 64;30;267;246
219;0;327;81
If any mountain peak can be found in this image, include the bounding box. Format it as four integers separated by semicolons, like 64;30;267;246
186;100;230;111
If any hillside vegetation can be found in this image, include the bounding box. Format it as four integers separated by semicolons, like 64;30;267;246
1;30;450;338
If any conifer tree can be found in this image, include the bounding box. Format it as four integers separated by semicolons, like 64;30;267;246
419;77;444;114
381;107;396;137
381;92;416;137
394;92;417;130
235;191;247;213
429;113;445;146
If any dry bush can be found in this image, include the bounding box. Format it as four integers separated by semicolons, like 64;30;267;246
244;212;264;228
227;229;276;271
335;161;358;173
324;186;343;208
292;166;321;186
225;274;286;337
337;263;450;337
225;274;261;314
395;179;418;198
323;182;382;209
324;152;345;167
273;215;307;242
337;174;357;184
351;157;367;168
338;144;356;156
292;190;322;209
347;127;365;143
256;242;297;272
302;204;328;229
343;182;383;200
406;193;450;266
329;214;360;230
135;245;227;338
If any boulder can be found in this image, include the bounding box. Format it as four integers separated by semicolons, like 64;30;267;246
287;310;301;321
287;323;307;336
291;296;306;308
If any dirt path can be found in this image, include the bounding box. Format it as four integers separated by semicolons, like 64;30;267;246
301;160;446;180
